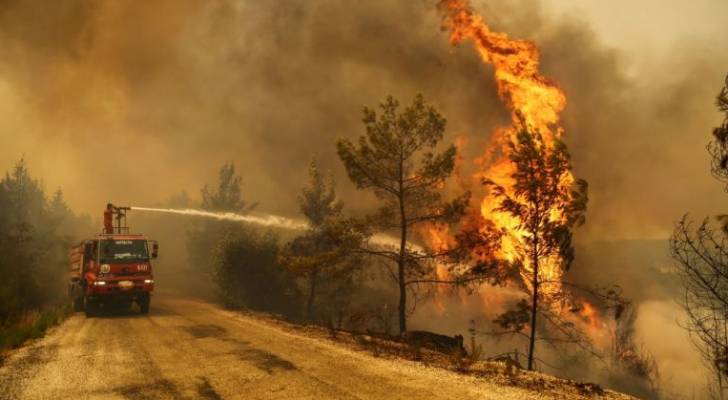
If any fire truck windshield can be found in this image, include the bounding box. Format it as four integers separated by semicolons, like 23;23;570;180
100;240;149;263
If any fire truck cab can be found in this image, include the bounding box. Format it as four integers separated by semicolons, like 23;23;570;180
68;206;158;316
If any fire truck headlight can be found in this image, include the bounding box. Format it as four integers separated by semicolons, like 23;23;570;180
100;264;111;273
93;281;107;286
144;279;154;284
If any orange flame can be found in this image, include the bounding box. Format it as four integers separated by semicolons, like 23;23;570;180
439;0;569;293
439;0;566;138
432;0;605;337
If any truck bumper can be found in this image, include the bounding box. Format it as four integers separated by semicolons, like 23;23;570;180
87;290;150;300
86;284;153;303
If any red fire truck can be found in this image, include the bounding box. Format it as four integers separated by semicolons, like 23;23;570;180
68;205;158;316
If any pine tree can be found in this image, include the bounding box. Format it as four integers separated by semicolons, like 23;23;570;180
337;94;468;334
280;159;363;321
485;129;588;370
188;163;257;279
672;74;728;393
201;162;257;212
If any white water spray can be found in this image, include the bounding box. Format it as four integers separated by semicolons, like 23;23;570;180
130;206;414;251
130;207;309;231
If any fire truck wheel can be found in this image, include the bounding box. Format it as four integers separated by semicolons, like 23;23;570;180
139;295;150;314
73;297;84;312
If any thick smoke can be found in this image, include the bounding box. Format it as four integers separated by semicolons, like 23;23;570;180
0;0;725;238
0;0;508;216
1;0;727;396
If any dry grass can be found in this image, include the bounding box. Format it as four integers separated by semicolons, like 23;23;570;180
0;304;71;364
237;310;634;399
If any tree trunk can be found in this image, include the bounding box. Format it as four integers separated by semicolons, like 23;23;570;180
398;199;407;334
398;153;408;335
527;241;539;371
306;269;319;322
398;255;406;334
718;364;725;400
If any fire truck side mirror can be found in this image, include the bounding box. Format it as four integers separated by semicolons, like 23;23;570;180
150;241;159;259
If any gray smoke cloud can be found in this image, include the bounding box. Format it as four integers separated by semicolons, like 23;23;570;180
1;0;726;396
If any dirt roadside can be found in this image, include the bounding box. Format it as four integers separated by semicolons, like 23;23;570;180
0;294;633;400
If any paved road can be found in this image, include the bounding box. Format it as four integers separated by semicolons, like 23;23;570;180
0;295;539;400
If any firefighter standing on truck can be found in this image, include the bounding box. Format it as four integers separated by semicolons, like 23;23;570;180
104;203;114;234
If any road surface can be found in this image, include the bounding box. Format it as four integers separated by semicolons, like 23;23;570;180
0;295;553;399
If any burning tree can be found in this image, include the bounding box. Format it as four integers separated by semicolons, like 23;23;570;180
434;0;615;373
337;94;469;334
485;127;588;370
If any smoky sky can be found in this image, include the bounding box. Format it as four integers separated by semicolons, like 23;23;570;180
0;0;726;241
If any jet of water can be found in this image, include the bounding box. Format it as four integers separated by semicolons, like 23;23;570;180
130;206;309;230
130;206;415;251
